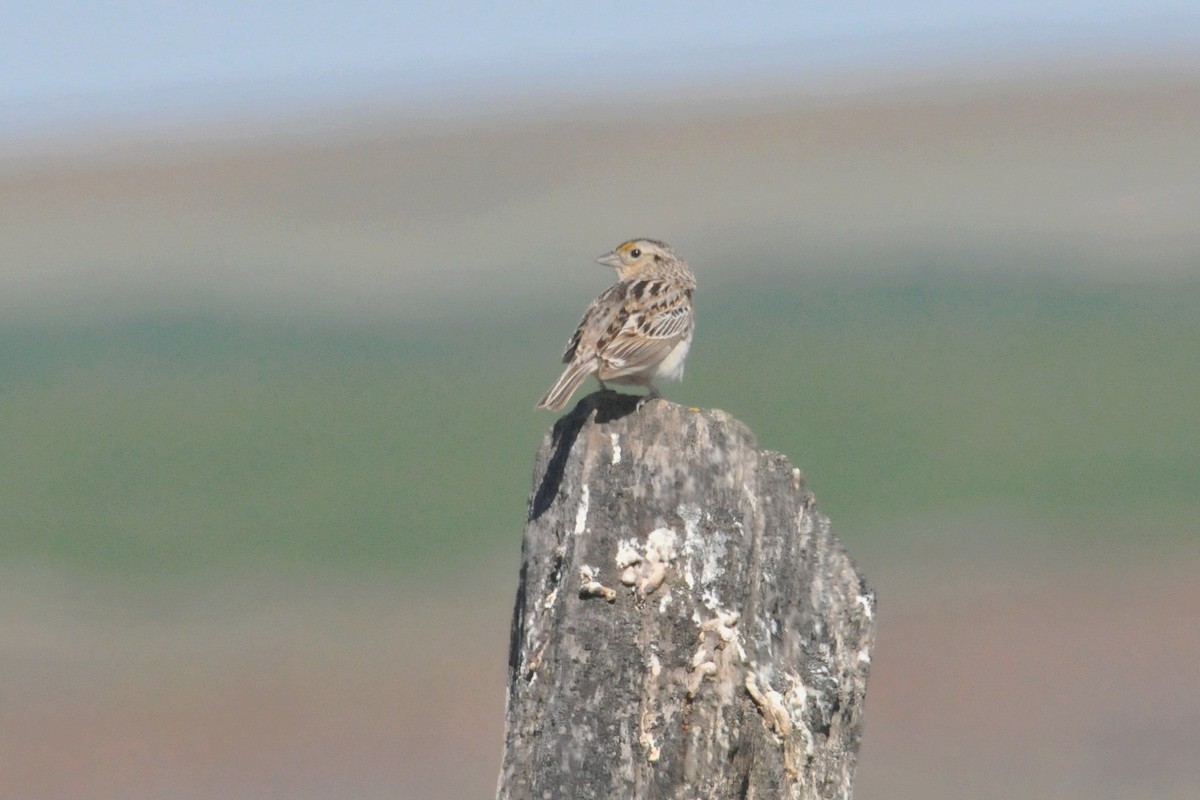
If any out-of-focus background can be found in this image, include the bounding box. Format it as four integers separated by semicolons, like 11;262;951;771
3;3;1199;798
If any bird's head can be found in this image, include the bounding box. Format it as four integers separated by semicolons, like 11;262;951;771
596;238;675;280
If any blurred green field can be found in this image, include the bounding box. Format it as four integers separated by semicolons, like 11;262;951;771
5;272;1197;577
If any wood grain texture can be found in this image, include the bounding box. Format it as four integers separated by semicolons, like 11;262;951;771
498;393;875;799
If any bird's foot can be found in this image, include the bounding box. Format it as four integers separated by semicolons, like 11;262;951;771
635;386;662;413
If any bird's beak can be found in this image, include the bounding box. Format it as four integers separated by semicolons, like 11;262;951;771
596;251;622;268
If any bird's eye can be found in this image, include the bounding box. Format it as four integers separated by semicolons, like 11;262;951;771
630;248;642;258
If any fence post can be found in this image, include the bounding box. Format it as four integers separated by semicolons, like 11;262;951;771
498;394;875;799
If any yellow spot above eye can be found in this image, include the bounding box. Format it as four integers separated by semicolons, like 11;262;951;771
617;241;639;254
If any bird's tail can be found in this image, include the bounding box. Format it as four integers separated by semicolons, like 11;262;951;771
536;360;594;411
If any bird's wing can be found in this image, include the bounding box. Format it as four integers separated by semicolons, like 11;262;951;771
562;282;628;363
597;279;693;375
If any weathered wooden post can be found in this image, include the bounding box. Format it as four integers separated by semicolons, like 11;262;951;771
498;393;875;799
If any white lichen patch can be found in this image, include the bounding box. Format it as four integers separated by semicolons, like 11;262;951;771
677;503;733;611
746;670;808;778
524;639;547;682
639;709;661;763
704;609;740;642
615;527;677;599
573;484;590;536
677;504;703;589
745;672;793;739
686;609;742;698
609;433;621;464
700;586;724;614
700;529;729;586
785;671;820;757
686;658;718;698
646;527;678;560
578;564;616;602
856;591;876;620
798;506;814;537
616;539;642;573
640;650;664;762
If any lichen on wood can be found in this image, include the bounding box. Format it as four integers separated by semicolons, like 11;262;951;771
498;393;875;800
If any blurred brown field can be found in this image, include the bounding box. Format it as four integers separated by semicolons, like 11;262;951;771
4;70;1199;320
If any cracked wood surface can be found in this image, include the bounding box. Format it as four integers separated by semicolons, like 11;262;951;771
498;393;875;800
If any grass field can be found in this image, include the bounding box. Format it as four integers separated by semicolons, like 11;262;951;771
4;272;1197;579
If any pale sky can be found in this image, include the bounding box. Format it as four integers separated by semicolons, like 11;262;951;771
1;1;1197;139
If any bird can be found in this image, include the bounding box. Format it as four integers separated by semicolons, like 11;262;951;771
536;238;696;412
